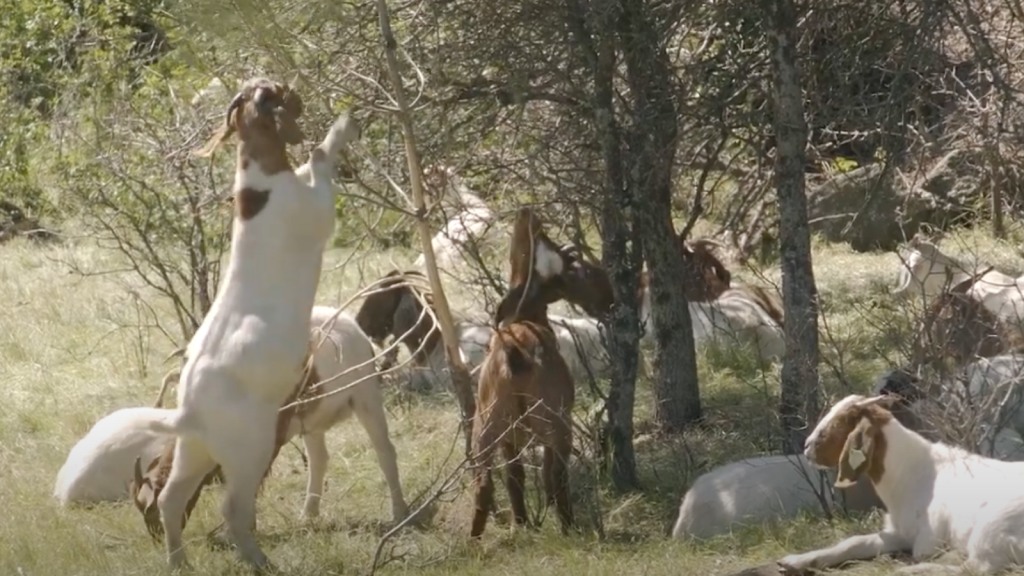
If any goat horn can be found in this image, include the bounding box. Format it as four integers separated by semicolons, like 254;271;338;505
163;347;185;364
856;395;898;409
133;456;145;487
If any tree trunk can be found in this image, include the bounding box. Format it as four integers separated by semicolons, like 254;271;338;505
619;0;701;431
764;0;821;454
567;0;641;490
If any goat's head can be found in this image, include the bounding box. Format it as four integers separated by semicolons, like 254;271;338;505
557;246;617;319
494;207;580;327
680;237;732;301
354;270;437;362
130;444;224;541
803;394;899;488
130;447;171;540
194;76;305;160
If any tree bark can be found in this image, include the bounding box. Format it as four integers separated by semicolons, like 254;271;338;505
619;0;701;431
567;0;641;490
764;0;821;454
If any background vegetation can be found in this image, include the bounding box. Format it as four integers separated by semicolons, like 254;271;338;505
3;0;1024;573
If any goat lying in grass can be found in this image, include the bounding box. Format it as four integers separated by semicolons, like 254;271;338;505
414;164;501;269
671;454;882;541
875;360;1024;462
130;305;408;539
910;272;1024;371
134;77;359;570
894;233;1024;332
53;399;180;506
355;269;613;390
561;238;786;361
470;206;579;537
778;394;1024;575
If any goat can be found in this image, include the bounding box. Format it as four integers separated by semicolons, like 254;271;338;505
894;234;1024;332
53;407;176;506
130;306;407;538
671;454;882;541
355;270;612;390
559;242;785;361
470;206;579;538
909;271;1024;371
548;314;611;383
875;355;1024;462
132;78;360;570
354;269;491;392
777;393;1024;575
414;165;501;269
671;393;947;541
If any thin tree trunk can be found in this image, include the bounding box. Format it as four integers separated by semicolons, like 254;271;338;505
619;0;701;430
375;0;476;455
764;0;820;454
566;0;641;490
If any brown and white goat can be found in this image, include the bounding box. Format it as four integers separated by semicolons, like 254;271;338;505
135;77;360;570
470;207;580;538
911;270;1024;370
559;238;786;360
130;306;407;540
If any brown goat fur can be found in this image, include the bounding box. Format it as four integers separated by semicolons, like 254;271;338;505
470;207;579;538
130;356;322;539
354;269;439;365
732;283;786;328
912;271;1023;369
679;237;732;301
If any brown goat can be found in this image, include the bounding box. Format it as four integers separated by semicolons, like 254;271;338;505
911;268;1024;370
354;269;439;365
679;237;732;301
470;207;579;538
130;356;321;539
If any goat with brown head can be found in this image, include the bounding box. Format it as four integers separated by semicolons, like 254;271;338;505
471;206;578;538
679;237;732;301
354;270;438;365
803;394;900;488
195;77;305;176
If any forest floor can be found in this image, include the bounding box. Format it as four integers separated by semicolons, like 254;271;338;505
5;226;1024;576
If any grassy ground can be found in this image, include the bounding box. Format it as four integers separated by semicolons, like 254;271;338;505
3;225;1024;576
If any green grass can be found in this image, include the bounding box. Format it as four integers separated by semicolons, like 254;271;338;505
3;227;1024;576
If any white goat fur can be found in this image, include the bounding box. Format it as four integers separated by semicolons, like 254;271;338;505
54;408;172;506
138;110;359;569
280;306;406;518
894;240;1024;331
640;287;785;361
779;394;1024;575
414;166;501;269
672;454;881;541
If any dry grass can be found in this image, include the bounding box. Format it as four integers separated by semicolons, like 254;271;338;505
4;226;1024;575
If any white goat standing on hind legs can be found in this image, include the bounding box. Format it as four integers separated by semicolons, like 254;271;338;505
137;77;360;571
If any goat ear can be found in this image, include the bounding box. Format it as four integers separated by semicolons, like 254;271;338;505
194;92;245;157
836;419;875;488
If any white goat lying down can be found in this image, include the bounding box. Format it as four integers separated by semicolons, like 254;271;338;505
639;286;785;362
778;394;1024;575
549;314;611;383
53;407;173;506
894;235;1024;330
671;454;882;541
414;165;501;269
